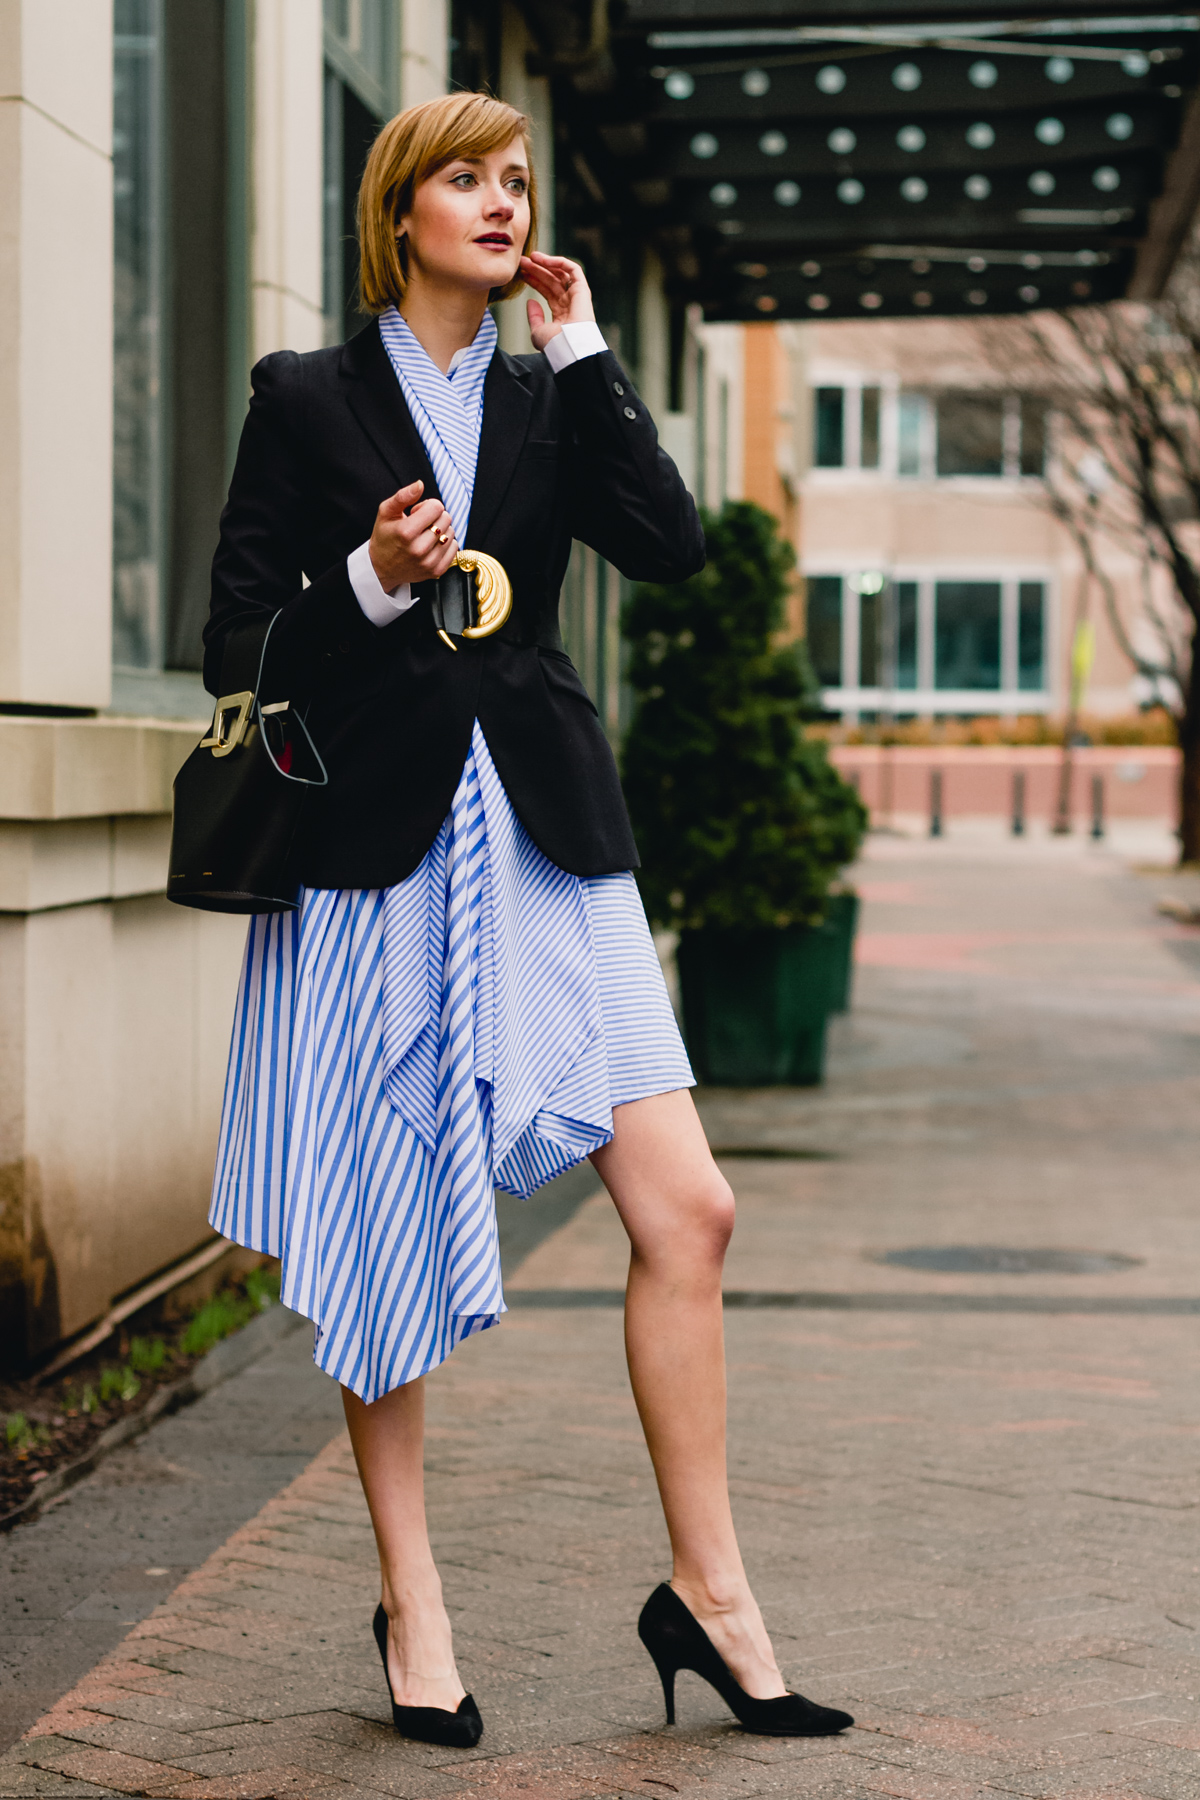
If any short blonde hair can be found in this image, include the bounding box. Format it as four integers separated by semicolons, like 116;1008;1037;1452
358;92;538;311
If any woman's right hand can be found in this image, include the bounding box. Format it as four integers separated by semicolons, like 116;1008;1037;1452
368;480;458;591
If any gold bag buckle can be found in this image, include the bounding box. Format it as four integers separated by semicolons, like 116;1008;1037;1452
437;549;513;652
201;693;289;757
201;691;254;758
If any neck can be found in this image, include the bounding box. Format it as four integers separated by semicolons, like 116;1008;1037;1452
398;269;490;374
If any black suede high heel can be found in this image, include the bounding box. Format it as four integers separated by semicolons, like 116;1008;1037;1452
637;1584;854;1737
372;1602;483;1748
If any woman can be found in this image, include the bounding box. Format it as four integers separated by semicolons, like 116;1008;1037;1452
206;90;852;1750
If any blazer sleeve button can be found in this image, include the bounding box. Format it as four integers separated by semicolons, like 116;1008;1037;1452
623;406;637;420
613;381;624;395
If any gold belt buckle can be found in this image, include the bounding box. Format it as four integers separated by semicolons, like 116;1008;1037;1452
436;550;513;652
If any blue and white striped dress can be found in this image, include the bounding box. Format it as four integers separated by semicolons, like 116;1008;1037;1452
210;310;693;1403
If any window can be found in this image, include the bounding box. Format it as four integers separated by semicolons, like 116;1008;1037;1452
112;0;249;676
937;394;1004;477
814;389;844;467
861;386;881;469
806;577;843;686
1018;582;1045;689
895;581;918;689
323;0;397;344
898;392;926;476
812;384;882;470
810;572;1048;707
859;585;880;686
935;582;1002;689
113;0;163;671
1020;398;1046;476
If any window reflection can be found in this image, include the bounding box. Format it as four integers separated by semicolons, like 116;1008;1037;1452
895;581;918;689
936;393;1004;477
113;0;163;670
806;576;843;686
935;582;1002;689
1019;581;1046;688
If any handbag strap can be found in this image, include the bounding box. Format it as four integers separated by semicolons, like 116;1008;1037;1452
209;611;329;789
216;610;278;700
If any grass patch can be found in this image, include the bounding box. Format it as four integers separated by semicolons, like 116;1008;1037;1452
3;1261;284;1516
180;1264;280;1359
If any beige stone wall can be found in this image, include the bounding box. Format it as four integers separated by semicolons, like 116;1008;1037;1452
0;0;113;709
0;717;248;1365
252;0;325;360
0;3;253;1364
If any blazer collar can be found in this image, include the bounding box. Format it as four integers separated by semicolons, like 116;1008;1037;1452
339;320;440;502
340;322;536;551
465;348;534;549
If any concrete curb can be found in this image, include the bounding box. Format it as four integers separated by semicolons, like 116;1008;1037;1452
0;1303;309;1533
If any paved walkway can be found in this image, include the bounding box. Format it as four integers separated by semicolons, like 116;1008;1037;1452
3;824;1200;1799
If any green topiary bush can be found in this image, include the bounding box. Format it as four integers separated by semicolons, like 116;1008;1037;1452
622;500;866;931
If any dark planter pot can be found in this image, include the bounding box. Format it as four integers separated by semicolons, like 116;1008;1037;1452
823;891;859;1014
678;919;848;1087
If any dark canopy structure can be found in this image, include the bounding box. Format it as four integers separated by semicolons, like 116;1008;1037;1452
525;3;1200;322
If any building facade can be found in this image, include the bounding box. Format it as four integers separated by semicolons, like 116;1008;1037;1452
689;312;1152;723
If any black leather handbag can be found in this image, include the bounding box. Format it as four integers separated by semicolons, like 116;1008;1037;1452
167;612;328;913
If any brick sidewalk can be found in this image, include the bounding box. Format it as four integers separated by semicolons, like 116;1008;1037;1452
3;832;1199;1800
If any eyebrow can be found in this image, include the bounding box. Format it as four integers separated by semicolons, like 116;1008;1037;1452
447;156;529;174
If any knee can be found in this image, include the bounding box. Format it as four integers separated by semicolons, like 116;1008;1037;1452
685;1164;736;1268
625;1158;735;1277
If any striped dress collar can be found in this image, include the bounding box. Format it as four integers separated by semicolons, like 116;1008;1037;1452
377;306;498;545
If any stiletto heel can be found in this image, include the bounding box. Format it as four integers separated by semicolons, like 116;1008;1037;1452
372;1602;483;1748
649;1651;677;1725
637;1584;853;1737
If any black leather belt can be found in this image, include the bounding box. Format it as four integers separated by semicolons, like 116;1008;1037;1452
426;550;512;652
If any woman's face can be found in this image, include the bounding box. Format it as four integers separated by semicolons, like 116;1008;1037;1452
399;136;531;296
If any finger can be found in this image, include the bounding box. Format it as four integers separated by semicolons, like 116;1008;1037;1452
396;497;444;536
526;295;546;330
379;479;424;517
519;261;559;298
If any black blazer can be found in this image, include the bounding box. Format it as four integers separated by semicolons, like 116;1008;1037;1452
204;320;705;888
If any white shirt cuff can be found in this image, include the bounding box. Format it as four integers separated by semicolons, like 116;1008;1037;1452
542;321;608;375
347;540;415;627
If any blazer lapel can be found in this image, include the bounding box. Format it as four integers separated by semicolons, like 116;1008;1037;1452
340;320;440;501
465;349;534;548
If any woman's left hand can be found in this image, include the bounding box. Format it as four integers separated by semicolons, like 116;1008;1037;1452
522;252;595;350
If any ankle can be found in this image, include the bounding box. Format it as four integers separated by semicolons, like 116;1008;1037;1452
671;1570;752;1618
382;1569;444;1618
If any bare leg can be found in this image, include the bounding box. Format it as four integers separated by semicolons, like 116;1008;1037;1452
590;1088;787;1700
341;1378;467;1711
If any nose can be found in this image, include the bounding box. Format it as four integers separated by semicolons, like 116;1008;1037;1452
483;184;515;221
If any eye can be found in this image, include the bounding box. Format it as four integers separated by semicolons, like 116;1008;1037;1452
506;176;528;194
451;172;476;188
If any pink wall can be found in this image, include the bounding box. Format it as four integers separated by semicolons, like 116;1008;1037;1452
829;745;1178;825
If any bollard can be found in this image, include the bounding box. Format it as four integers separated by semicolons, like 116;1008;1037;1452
1011;770;1026;838
930;769;943;838
1091;772;1105;840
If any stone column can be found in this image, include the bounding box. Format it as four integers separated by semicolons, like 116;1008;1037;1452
251;0;324;360
400;0;447;110
495;1;551;358
0;0;114;709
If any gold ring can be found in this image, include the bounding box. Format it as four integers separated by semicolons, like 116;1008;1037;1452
434;529;449;544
